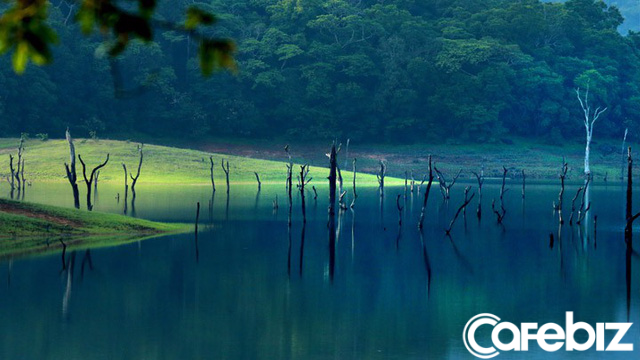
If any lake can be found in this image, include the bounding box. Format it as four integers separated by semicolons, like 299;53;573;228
0;180;638;359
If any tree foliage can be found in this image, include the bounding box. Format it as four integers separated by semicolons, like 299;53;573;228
1;0;640;143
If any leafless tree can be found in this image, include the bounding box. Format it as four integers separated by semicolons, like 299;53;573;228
63;129;80;209
78;154;110;211
576;84;607;176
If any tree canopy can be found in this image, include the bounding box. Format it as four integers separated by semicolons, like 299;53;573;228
1;0;640;144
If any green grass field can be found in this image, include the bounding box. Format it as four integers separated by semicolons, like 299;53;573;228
0;198;190;258
0;138;402;186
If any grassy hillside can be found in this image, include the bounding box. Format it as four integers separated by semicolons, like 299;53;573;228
0;198;190;257
0;138;400;185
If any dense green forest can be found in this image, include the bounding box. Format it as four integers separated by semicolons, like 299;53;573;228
2;0;640;144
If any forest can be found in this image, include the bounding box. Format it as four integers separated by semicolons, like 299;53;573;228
2;0;640;144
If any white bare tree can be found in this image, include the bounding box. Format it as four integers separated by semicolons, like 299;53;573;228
575;84;607;176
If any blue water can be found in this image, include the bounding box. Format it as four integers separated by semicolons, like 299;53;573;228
0;181;638;359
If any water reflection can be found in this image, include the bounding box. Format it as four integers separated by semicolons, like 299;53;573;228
2;182;640;358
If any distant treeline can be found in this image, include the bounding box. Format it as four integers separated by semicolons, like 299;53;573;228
2;0;640;144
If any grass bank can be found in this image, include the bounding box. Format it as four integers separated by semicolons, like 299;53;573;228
0;138;401;185
0;199;190;258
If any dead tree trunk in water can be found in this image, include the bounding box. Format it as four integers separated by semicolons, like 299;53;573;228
328;142;338;282
575;175;591;225
122;163;129;214
624;147;640;247
434;167;461;200
337;165;344;199
78;154;110;211
285;145;292;196
446;190;475;235
621;129;628;180
64;129;80;209
130;144;143;199
418;155;434;229
624;147;640;253
351;158;357;208
557;162;568;225
472;171;484;219
492;167;508;223
299;165;311;222
221;159;230;194
568;187;583;226
209;156;216;192
377;160;386;198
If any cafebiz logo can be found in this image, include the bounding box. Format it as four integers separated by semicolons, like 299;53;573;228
463;312;633;358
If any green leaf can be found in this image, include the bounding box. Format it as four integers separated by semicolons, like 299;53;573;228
186;7;216;30
12;41;28;74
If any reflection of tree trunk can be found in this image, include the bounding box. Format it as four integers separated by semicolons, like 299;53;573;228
80;249;93;281
62;251;76;320
195;202;200;263
626;244;631;321
419;231;431;298
299;222;306;276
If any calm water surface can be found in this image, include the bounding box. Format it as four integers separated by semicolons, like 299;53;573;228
1;181;639;359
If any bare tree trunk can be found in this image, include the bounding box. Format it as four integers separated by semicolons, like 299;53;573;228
130;144;143;199
221;159;230;194
8;154;15;197
328;142;338;282
122;163;128;214
64;129;80;209
79;154;110;211
351;158;357;208
299;165;310;223
492;166;508;223
472;171;484;219
621;128;628;180
14;138;23;193
568;187;583;226
418;155;434;229
557;162;568;225
209;156;216;192
446;190;475;235
576;85;607;176
254;172;261;191
377;160;386;198
434;167;461;200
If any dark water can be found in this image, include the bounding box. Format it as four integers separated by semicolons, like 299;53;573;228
1;181;639;359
